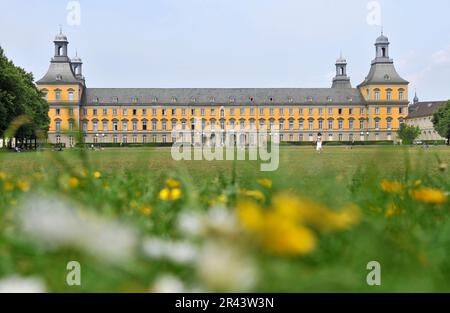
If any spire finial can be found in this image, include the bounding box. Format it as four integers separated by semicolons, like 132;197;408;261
59;24;63;35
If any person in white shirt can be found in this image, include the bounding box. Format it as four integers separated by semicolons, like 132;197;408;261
316;133;323;153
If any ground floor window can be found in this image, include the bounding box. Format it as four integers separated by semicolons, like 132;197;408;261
113;135;118;144
143;135;147;144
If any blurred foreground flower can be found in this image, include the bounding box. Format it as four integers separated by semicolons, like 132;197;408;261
0;276;46;293
236;192;360;256
142;237;198;264
19;196;137;263
177;206;238;237
159;178;182;201
197;241;257;292
240;189;265;202
380;180;404;194
411;188;448;204
257;178;273;189
151;274;186;293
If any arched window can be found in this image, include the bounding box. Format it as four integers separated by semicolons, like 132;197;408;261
41;89;48;100
398;89;405;101
54;89;62;101
68;89;75;101
386;89;392;101
374;89;380;101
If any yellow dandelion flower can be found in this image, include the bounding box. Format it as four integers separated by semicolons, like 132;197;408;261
93;171;102;179
241;189;265;202
159;188;170;200
217;194;227;204
0;172;8;180
171;188;182;200
68;177;79;188
380;179;404;194
414;179;422;186
257;178;273;189
271;192;303;220
140;206;153;216
262;216;317;256
165;178;181;189
385;203;400;218
411;188;448;204
3;182;14;191
325;205;361;230
236;200;265;232
159;187;182;201
129;200;138;209
17;180;30;192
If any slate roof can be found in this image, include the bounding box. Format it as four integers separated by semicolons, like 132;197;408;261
408;101;448;119
36;61;84;85
358;62;408;87
84;88;365;105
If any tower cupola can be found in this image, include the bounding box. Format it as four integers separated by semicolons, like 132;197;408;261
332;53;352;88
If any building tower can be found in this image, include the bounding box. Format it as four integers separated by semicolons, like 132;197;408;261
332;53;352;88
36;30;85;147
357;32;409;141
71;52;84;81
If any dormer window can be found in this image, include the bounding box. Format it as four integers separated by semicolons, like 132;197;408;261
384;74;391;81
288;97;293;103
250;97;254;102
307;96;313;102
132;97;138;103
229;96;235;103
152;97;158;103
93;97;99;103
56;74;62;81
113;97;119;103
327;97;333;103
269;97;274;102
210;96;215;103
191;97;197;103
171;96;177;103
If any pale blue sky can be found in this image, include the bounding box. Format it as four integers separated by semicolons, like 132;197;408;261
0;0;449;101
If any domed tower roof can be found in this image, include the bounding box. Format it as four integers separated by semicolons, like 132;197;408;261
71;52;82;64
375;33;389;44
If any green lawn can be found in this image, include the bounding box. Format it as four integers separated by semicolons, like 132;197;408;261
1;146;449;183
0;146;450;292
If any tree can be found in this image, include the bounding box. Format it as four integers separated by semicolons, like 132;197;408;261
0;46;49;147
432;100;450;145
397;123;421;145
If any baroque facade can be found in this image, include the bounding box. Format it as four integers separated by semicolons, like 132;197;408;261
37;31;409;146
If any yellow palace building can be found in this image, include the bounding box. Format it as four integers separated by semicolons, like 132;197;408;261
37;31;409;146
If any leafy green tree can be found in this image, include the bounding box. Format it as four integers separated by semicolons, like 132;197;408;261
432;100;450;145
0;46;49;147
397;123;421;145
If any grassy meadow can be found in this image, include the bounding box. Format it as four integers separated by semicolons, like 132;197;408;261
0;146;449;292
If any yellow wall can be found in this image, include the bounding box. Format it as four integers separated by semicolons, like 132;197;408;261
37;85;81;132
